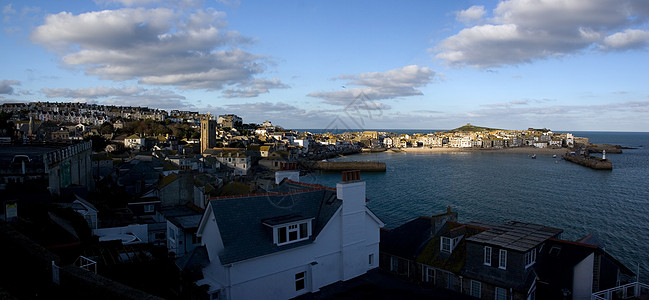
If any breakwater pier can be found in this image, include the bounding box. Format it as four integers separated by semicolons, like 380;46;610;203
563;154;612;170
300;161;386;172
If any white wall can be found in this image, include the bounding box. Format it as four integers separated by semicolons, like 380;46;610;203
573;252;594;300
200;180;383;300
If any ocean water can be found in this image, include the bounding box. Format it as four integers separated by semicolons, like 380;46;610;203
301;131;649;282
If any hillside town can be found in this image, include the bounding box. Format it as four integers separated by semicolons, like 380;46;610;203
0;101;643;300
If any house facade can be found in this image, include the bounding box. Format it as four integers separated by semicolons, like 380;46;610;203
193;171;384;300
380;208;635;300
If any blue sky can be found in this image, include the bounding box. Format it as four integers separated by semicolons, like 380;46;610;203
1;0;648;131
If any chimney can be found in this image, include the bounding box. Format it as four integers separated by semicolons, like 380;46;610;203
275;162;299;184
337;170;365;213
431;206;458;237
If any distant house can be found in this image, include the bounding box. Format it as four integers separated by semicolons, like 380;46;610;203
187;171;384;300
124;134;145;150
215;150;250;176
259;151;290;171
380;208;635;300
157;206;204;258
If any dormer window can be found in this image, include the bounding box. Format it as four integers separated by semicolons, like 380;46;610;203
263;215;314;246
440;235;463;253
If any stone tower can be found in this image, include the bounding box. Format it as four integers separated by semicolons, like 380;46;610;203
201;117;217;154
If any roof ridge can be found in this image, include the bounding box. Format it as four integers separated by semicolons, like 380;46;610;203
210;187;330;200
548;238;598;249
283;179;336;191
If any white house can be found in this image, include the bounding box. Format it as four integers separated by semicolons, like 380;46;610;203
124;134;145;150
193;171;384;300
215;151;250;176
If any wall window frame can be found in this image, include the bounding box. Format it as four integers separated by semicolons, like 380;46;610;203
295;271;306;291
525;248;536;268
484;246;492;266
495;287;507;300
441;237;451;252
143;204;155;213
470;280;481;298
265;219;313;246
499;249;507;270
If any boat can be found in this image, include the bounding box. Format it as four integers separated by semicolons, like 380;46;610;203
531;154;536;159
553;154;557;158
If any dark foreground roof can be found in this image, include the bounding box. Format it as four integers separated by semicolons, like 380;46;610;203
467;221;563;252
380;216;432;260
208;180;341;264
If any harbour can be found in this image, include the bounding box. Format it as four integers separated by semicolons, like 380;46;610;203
301;131;649;283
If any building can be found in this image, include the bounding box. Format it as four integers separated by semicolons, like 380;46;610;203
124;134;145;150
189;171;384;300
201;119;217;154
380;208;634;300
214;150;250;176
0;141;93;197
217;114;242;129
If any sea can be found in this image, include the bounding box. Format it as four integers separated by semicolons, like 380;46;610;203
298;131;649;282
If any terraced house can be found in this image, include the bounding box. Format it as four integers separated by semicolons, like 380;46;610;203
184;171;384;300
380;208;634;300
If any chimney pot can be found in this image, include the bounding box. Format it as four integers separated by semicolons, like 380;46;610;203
342;170;361;182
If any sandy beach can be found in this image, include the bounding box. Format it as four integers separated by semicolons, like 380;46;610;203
400;147;569;154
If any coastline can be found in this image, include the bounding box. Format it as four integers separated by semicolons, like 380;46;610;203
400;147;569;154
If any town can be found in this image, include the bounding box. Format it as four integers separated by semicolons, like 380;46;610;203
0;101;644;300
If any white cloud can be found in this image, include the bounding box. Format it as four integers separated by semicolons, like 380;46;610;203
30;7;286;94
42;85;145;98
436;0;649;68
41;85;192;110
0;80;20;94
3;4;16;15
456;5;485;25
307;65;434;106
222;78;290;98
602;29;649;50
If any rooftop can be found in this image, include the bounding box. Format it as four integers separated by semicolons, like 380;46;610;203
206;180;341;264
466;221;563;252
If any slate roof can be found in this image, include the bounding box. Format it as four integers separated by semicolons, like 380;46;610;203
416;221;486;273
208;180;341;264
466;221;563;252
380;216;433;260
168;214;202;230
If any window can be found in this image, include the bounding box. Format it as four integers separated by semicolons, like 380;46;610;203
447;273;454;289
495;287;507;300
424;267;435;283
168;228;176;241
144;204;154;213
441;237;451;252
499;249;507;269
368;254;374;266
525;248;536;268
470;280;481;298
390;257;398;272
484;246;492;265
295;272;305;291
275;221;310;246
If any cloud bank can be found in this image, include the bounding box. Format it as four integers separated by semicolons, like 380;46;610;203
436;0;649;68
0;80;20;94
31;7;287;97
307;65;434;106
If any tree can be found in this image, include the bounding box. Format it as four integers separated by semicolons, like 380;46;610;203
0;112;15;138
100;122;114;134
85;135;109;152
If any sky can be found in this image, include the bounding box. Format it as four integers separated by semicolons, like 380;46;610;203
1;0;648;131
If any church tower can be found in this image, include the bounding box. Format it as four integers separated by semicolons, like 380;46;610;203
201;115;217;154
